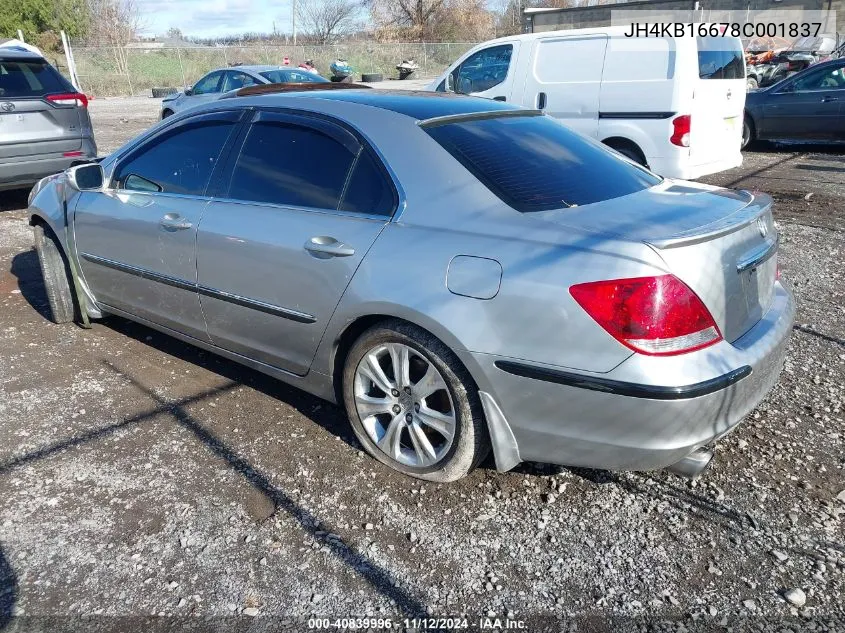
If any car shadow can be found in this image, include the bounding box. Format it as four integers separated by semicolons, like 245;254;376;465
10;250;53;322
0;543;16;629
0;190;29;213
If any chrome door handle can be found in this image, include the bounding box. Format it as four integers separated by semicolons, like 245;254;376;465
159;213;193;231
304;236;355;258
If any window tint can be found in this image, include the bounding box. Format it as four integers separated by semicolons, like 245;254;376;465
115;119;236;195
792;65;845;91
340;151;395;216
193;71;222;95
425;114;660;212
260;69;329;84
229;122;355;209
455;45;512;93
222;71;257;92
697;37;743;79
0;58;74;98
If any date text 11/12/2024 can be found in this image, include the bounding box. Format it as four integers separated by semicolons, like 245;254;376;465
307;617;528;629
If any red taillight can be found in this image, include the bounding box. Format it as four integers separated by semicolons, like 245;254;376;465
670;114;691;148
569;275;722;356
46;93;88;108
63;150;84;157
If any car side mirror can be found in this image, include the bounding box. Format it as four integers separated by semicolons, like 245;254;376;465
66;163;104;191
184;88;194;96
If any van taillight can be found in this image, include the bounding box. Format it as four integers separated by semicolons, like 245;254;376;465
569;275;722;356
46;93;88;108
670;115;691;148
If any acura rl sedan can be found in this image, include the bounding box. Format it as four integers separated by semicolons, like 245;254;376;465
27;87;794;482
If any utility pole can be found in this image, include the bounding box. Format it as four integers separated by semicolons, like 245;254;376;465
292;0;297;46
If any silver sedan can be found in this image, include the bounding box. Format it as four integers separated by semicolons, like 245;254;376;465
28;88;794;482
160;65;328;118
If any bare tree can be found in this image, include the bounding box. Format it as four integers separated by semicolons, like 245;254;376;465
300;0;360;45
86;0;141;75
368;0;446;41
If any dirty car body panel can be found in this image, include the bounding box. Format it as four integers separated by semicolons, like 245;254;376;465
28;90;795;475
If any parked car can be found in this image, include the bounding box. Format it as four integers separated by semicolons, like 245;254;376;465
160;65;329;118
0;48;96;192
428;26;746;180
743;57;845;148
28;88;794;482
746;34;840;90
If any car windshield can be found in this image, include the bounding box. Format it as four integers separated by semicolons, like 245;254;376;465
0;57;74;98
260;69;329;83
424;113;661;212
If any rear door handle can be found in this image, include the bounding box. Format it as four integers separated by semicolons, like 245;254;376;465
492;96;506;102
821;95;838;102
304;236;355;258
159;213;193;231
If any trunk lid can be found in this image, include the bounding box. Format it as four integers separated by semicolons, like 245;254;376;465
535;180;778;343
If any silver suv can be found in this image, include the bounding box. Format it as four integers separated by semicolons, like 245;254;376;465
0;48;97;192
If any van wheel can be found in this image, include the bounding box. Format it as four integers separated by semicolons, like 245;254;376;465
33;224;78;324
342;320;489;482
742;116;755;149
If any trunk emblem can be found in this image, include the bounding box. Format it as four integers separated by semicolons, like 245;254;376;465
757;217;769;237
0;102;14;112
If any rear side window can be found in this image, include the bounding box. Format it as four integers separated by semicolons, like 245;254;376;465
697;37;744;79
340;151;396;216
424;114;660;212
229;122;355;209
0;58;74;98
114;119;237;195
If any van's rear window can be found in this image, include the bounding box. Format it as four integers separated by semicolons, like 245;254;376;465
697;37;744;79
0;58;74;98
424;114;660;212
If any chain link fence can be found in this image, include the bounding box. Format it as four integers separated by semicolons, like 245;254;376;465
63;42;479;97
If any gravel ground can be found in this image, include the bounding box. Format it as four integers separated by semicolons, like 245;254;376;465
0;98;843;632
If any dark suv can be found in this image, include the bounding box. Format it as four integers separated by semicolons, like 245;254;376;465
0;48;97;192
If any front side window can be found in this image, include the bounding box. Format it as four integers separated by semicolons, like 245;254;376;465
222;71;257;92
454;44;513;94
697;37;744;79
792;65;845;91
424;113;660;212
0;58;74;98
114;118;237;195
193;71;223;95
229;121;355;209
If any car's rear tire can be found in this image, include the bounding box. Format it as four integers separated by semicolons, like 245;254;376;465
742;116;755;150
342;320;489;482
361;73;383;83
33;224;78;324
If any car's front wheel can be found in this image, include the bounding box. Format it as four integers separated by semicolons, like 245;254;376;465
33;224;78;324
342;320;489;482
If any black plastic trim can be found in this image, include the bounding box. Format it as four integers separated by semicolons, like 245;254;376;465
494;361;752;400
80;252;316;324
599;111;676;120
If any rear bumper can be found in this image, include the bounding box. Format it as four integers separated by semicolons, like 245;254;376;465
462;282;795;472
0;141;97;191
650;151;743;180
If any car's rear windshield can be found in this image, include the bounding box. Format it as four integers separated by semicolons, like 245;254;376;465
424;113;661;212
697;36;744;79
0;57;74;98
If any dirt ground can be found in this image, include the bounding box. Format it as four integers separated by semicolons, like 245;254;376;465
0;97;843;632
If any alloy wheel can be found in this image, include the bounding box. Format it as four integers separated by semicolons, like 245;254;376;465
353;343;456;468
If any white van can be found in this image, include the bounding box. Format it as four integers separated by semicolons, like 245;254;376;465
428;26;746;180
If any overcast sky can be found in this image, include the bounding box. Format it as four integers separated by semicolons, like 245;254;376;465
137;0;294;38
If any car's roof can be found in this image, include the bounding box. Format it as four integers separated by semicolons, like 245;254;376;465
0;48;46;61
236;65;288;73
247;89;521;121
